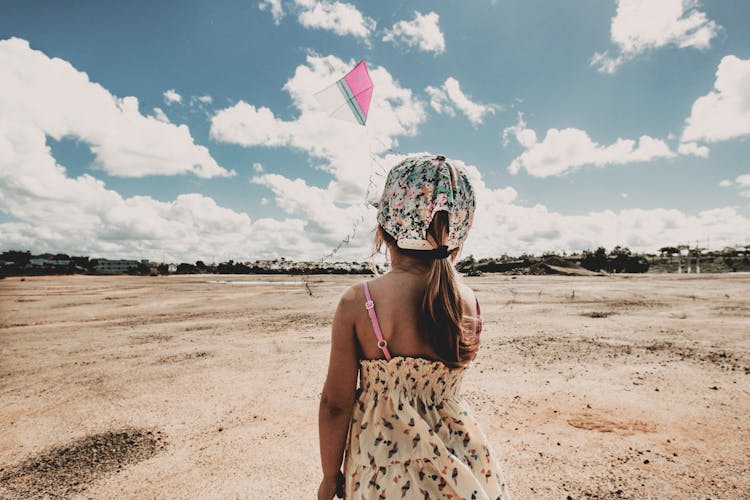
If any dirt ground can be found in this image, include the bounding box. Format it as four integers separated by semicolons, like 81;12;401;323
1;273;748;499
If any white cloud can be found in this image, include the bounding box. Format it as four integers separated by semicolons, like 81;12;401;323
611;0;718;53
737;174;750;198
251;173;366;243
211;103;292;147
592;0;720;74
0;39;313;262
259;0;375;41
210;55;426;255
0;38;232;179
205;53;749;258
163;89;182;105
4;119;747;260
682;55;750;143
443;159;749;257
252;162;265;172
4;121;746;261
5;39;745;261
425;86;456;117
295;0;375;40
0;120;307;262
425;77;497;126
502;114;675;177
501;113;537;148
383;11;445;54
620;193;628;199
211;54;426;205
716;174;750;198
152;107;170;124
590;52;626;75
195;95;213;104
677;141;710;158
211;54;750;257
259;0;285;25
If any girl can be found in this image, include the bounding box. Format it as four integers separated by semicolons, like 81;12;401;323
318;155;510;499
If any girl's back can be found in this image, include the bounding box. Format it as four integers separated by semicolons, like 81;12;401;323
342;276;508;499
352;273;479;363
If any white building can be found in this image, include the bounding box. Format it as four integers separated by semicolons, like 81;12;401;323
95;259;139;274
29;258;71;266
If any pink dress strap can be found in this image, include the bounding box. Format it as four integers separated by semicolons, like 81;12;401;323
475;298;483;337
362;282;391;360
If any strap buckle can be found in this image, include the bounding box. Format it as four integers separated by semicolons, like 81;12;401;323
365;300;375;310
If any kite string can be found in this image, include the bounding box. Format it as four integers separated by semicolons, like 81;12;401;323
317;126;400;265
306;63;384;288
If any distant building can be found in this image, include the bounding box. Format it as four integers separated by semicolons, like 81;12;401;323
95;259;139;274
29;258;71;266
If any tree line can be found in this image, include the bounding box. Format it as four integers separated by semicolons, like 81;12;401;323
455;246;650;274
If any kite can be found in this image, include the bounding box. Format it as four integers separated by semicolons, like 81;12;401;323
315;60;373;126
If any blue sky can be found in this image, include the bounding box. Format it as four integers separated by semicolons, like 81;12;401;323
1;0;749;261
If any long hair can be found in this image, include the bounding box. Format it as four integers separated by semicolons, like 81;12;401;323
375;212;479;368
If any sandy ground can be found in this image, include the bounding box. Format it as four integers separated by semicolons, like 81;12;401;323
0;273;748;499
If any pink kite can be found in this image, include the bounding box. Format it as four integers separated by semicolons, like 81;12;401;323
315;60;373;126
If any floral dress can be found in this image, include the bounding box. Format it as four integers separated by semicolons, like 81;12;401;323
342;284;510;499
343;357;510;499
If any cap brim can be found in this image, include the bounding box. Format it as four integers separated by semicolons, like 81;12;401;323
397;239;435;251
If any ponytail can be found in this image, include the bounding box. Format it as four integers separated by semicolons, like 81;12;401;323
420;212;478;368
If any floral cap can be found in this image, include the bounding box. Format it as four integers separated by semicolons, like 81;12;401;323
376;154;476;252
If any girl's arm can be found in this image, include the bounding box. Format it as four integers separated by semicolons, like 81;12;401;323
318;287;360;492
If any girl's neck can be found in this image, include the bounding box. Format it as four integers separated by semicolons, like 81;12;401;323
386;245;455;276
388;264;427;276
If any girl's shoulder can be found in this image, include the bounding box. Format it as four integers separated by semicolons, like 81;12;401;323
336;278;381;321
457;281;479;317
337;281;365;313
334;278;384;335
